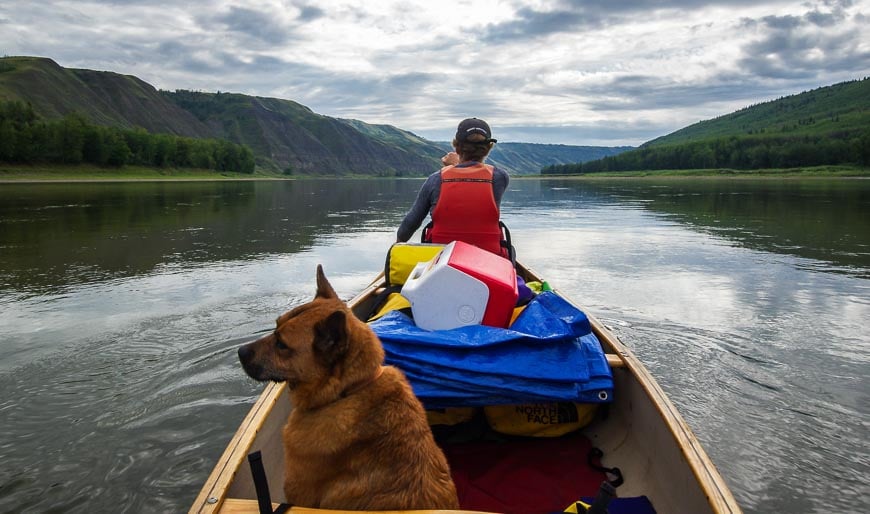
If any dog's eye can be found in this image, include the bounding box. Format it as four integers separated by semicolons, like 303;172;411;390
274;332;290;351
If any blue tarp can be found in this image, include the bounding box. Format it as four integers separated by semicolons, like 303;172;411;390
369;292;613;408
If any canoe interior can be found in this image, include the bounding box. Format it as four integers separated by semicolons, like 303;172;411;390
190;265;741;514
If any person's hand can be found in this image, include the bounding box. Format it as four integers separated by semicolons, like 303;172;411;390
441;152;460;166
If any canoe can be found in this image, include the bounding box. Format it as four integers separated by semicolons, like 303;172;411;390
190;262;742;514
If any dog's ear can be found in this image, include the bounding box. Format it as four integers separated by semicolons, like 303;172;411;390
315;264;339;300
313;310;349;368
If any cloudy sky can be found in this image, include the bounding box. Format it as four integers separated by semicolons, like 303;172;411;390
2;1;868;146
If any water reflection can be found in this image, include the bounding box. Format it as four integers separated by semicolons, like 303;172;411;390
532;178;870;277
0;180;423;295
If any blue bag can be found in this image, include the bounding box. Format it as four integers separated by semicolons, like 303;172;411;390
369;292;614;408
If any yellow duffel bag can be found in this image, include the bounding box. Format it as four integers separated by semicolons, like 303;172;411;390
384;242;445;287
368;292;412;321
367;242;446;322
485;402;597;437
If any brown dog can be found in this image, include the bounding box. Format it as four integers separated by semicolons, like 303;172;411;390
238;265;460;511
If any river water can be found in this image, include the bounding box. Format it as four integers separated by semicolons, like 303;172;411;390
0;178;867;513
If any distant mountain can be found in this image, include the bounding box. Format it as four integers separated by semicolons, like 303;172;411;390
488;143;634;175
0;56;631;175
426;139;634;174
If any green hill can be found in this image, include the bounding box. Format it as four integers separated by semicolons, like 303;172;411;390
645;78;870;147
543;78;870;174
163;90;446;175
0;57;213;137
0;56;630;176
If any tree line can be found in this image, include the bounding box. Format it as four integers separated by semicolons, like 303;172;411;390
541;131;870;175
0;100;255;173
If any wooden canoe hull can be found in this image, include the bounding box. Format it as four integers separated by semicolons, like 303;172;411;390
190;264;741;514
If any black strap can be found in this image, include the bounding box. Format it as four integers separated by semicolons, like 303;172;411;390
587;447;624;488
421;220;434;243
248;451;293;514
499;221;517;266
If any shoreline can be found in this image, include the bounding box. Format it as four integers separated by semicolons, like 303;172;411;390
1;164;867;183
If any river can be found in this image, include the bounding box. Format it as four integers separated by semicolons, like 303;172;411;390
0;177;867;513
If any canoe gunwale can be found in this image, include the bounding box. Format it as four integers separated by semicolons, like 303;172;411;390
189;274;385;514
519;263;741;513
189;266;742;514
189;381;286;513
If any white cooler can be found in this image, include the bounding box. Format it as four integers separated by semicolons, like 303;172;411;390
401;241;517;330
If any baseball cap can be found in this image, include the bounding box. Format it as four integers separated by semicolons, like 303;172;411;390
455;118;497;144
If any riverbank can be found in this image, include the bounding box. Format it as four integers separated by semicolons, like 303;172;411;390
1;163;868;182
538;165;870;178
0;164;290;182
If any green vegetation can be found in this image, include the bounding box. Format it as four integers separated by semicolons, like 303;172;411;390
0;100;256;173
647;79;870;145
543;78;870;175
537;165;869;178
162;89;445;176
542;132;870;174
0;164;281;181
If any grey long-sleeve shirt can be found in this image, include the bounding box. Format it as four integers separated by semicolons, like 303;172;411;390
396;163;510;242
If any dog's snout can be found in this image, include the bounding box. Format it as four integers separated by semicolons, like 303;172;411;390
238;343;253;363
238;342;267;380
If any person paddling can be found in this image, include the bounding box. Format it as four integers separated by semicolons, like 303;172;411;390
396;118;511;258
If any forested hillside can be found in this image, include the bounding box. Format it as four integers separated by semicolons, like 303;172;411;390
0;56;627;176
646;79;870;146
0;57;212;137
543;78;870;174
164;90;445;175
0;100;255;172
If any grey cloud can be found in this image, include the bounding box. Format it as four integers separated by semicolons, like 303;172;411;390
213;6;293;45
383;72;436;93
480;0;796;43
439;98;516;124
805;10;842;26
758;8;845;29
575;74;786;111
757;14;803;30
738;8;870;80
150;40;294;80
297;5;325;22
174;63;442;118
490;121;666;146
301;71;442;111
481;6;604;43
153;41;221;74
156;40;189;58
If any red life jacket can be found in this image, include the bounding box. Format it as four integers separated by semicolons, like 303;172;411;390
426;163;508;257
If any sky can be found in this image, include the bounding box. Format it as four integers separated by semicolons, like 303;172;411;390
1;1;868;146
